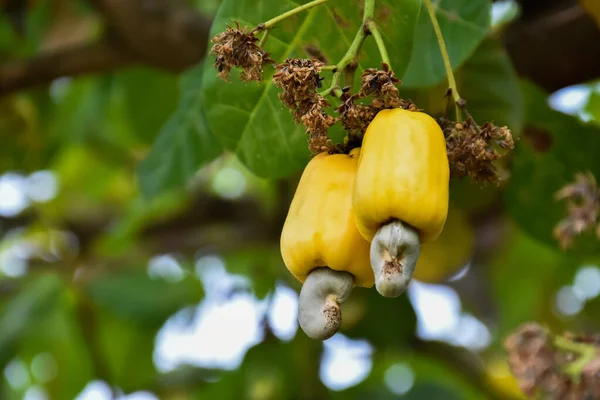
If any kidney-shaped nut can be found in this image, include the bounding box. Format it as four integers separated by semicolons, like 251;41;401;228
298;267;354;340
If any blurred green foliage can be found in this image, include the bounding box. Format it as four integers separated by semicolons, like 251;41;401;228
0;0;599;399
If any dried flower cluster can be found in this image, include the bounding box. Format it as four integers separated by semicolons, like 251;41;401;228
358;63;402;109
336;64;416;148
505;322;600;399
273;59;336;154
442;118;514;185
210;22;273;82
553;172;600;249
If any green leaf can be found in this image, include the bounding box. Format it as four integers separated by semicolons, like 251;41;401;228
198;334;326;399
455;36;523;132
137;65;222;199
584;90;600;124
201;0;421;178
342;288;417;348
505;80;600;255
117;67;179;143
404;36;523;131
489;227;573;343
222;246;285;298
19;286;94;400
94;309;157;392
0;273;63;369
85;269;204;329
402;0;491;88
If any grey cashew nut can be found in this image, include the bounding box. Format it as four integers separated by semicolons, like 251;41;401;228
298;267;354;341
370;220;420;298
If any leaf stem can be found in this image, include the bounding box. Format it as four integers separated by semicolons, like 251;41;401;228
320;0;379;97
261;0;328;29
320;26;367;97
258;29;270;48
423;0;462;121
321;65;337;71
365;20;390;66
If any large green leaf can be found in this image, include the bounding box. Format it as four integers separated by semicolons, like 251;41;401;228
222;245;286;298
117;67;179;144
489;227;575;345
0;273;63;369
137;65;222;199
342;288;417;348
201;0;421;178
94;309;157;392
402;0;491;88
18;286;94;400
404;36;523;131
198;334;326;399
505;81;600;255
84;269;204;329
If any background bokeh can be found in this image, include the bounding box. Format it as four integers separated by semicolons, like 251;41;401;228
1;0;600;399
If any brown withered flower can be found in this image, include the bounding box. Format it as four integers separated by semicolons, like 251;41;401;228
553;172;600;250
210;22;273;82
444;118;514;185
273;58;336;154
335;90;376;144
300;95;336;135
307;131;335;154
358;63;402;109
505;322;600;399
273;58;324;104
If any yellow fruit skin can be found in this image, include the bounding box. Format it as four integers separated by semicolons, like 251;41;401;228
280;148;374;288
353;108;450;243
413;207;475;283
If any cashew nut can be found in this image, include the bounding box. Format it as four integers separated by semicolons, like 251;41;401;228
370;220;420;298
298;267;354;340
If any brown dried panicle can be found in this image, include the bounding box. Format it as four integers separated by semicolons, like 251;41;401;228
300;95;336;134
553;172;600;250
358;63;402;109
210;22;273;82
273;58;325;106
273;59;337;154
504;323;558;397
335;90;377;144
505;322;600;399
444;118;514;185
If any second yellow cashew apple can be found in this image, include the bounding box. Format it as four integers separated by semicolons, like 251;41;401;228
280;148;373;340
353;108;450;297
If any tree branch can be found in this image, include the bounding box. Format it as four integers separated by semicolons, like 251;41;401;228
0;41;131;94
503;1;600;92
0;0;212;96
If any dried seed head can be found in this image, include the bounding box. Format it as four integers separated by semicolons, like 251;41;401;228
504;323;556;397
335;91;376;144
210;22;273;82
273;59;336;154
505;322;600;399
553;172;600;250
273;58;325;103
301;95;336;134
359;63;402;109
444;118;514;185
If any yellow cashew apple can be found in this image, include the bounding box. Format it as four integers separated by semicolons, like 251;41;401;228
280;148;374;288
353;108;450;243
413;206;475;283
